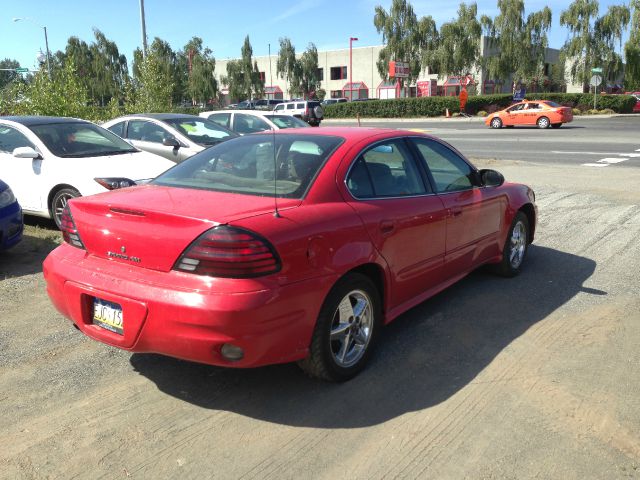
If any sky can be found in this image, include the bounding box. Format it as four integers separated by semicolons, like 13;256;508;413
0;0;633;71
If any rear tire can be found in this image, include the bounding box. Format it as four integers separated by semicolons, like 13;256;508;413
490;117;503;129
492;211;529;277
537;116;550;129
298;273;381;382
51;188;80;230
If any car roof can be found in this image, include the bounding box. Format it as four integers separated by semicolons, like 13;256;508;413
1;116;90;126
117;113;202;121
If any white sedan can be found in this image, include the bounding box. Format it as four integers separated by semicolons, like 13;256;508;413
0;116;175;228
200;110;309;135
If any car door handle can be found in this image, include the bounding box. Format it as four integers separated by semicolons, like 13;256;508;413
380;221;395;235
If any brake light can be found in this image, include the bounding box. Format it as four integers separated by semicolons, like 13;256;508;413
174;226;281;278
60;205;85;249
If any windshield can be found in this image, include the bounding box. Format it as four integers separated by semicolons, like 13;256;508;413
153;134;343;199
162;118;237;146
268;115;310;129
30;122;137;158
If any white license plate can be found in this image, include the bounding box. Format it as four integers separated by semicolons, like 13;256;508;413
92;298;123;335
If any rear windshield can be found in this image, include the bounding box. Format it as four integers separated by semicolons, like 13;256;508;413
162;118;236;146
543;101;562;108
153;134;343;199
267;115;310;129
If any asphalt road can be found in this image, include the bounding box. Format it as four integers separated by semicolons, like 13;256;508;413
1;122;640;478
323;115;640;167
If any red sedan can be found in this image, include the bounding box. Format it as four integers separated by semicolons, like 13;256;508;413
44;128;537;381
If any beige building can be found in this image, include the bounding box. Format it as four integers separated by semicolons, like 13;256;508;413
215;38;564;103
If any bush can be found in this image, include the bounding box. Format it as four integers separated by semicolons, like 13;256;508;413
586;109;600;115
599;108;615;115
527;93;635;113
572;108;582;116
476;110;488;117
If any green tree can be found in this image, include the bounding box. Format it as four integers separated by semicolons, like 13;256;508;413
134;46;174;112
0;58;20;90
134;38;184;105
276;39;321;98
373;0;437;88
560;0;630;90
426;3;481;79
482;0;553;87
90;29;129;106
183;37;218;105
625;0;640;90
222;36;263;101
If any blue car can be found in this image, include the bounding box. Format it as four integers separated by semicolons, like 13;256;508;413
0;179;23;250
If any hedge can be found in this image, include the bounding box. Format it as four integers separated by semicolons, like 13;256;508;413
323;93;637;118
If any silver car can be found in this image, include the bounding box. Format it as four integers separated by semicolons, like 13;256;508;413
103;114;238;163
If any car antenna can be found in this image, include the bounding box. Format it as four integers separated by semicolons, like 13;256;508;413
272;126;280;218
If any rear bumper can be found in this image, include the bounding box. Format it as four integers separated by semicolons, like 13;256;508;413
0;202;23;251
43;244;338;368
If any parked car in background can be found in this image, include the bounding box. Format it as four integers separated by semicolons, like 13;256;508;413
0;116;174;229
322;98;348;106
273;100;324;126
628;93;640;113
44;127;537;382
200;109;310;134
255;99;284;110
485;100;573;129
103;114;237;163
0;179;23;251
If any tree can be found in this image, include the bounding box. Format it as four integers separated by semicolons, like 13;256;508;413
90;29;129;106
134;38;184;105
276;38;321;98
222;36;263;101
625;0;640;90
426;3;481;79
560;0;629;90
183;37;218;105
373;0;437;88
0;58;20;90
134;46;174;112
482;0;552;87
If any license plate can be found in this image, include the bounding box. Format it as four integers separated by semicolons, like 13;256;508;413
92;298;123;335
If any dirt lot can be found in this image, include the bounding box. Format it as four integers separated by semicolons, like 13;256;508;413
1;160;639;479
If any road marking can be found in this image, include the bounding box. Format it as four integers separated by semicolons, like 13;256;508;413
619;153;640;157
553;151;632;155
405;128;431;133
582;163;609;167
597;158;629;164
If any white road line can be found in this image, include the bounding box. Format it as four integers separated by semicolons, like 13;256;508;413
553;151;632;155
582;163;610;167
597;158;629;164
619;153;640;157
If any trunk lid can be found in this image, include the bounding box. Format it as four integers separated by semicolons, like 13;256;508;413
70;185;298;272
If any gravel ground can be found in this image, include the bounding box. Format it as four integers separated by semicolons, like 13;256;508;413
1;159;639;479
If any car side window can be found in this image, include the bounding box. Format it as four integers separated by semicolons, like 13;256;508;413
127;120;168;144
107;121;126;138
233;113;270;134
286;104;295;110
347;140;427;198
208;113;231;128
412;139;477;193
296;103;305;109
274;104;284;111
0;126;36;153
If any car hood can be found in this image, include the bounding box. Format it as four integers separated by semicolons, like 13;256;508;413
68;185;300;272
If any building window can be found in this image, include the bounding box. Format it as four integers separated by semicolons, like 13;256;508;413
330;66;347;80
259;71;266;82
330;90;343;98
317;68;324;81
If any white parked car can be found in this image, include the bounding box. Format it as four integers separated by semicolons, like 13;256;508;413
272;100;324;126
103;113;237;163
200;109;309;135
0;116;175;228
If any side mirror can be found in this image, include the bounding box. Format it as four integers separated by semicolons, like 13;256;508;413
480;169;504;187
162;137;180;148
13;146;41;159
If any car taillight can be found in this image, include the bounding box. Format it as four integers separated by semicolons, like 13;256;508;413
60;205;85;249
173;226;281;278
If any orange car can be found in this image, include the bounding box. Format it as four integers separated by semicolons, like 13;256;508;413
485;100;573;129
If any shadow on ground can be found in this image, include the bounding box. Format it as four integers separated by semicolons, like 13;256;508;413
0;217;60;278
131;245;601;428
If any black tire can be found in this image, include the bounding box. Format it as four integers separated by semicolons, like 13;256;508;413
51;188;80;229
490;117;503;129
313;105;324;119
492;211;529;277
298;273;381;382
537;116;550;129
551;123;562;129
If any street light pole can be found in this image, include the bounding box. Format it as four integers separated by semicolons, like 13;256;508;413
13;17;51;78
139;0;148;57
349;37;358;101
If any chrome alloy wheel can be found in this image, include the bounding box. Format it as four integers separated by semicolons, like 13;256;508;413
509;220;527;269
491;118;502;128
330;290;374;368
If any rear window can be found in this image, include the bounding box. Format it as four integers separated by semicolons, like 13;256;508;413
153;134;343;199
543;101;562;108
268;115;310;129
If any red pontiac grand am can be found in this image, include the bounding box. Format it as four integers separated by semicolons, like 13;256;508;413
43;128;537;381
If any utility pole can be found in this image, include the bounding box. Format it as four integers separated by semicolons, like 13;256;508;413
349;37;358;101
268;43;273;98
139;0;148;57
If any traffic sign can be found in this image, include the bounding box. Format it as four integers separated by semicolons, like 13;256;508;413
590;75;602;87
15;68;29;73
591;67;603;74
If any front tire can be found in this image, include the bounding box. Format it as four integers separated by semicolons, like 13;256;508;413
51;188;80;229
492;211;529;277
490;117;503;129
298;273;381;381
537;116;550;129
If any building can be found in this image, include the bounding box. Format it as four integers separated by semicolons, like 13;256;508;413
215;37;564;104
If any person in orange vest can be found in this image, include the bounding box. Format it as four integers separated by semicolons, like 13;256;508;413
459;87;469;116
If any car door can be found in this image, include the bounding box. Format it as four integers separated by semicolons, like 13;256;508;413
505;103;525;125
0;124;43;211
524;102;541;125
125;120;183;162
344;138;448;308
207;112;232;129
411;138;506;275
